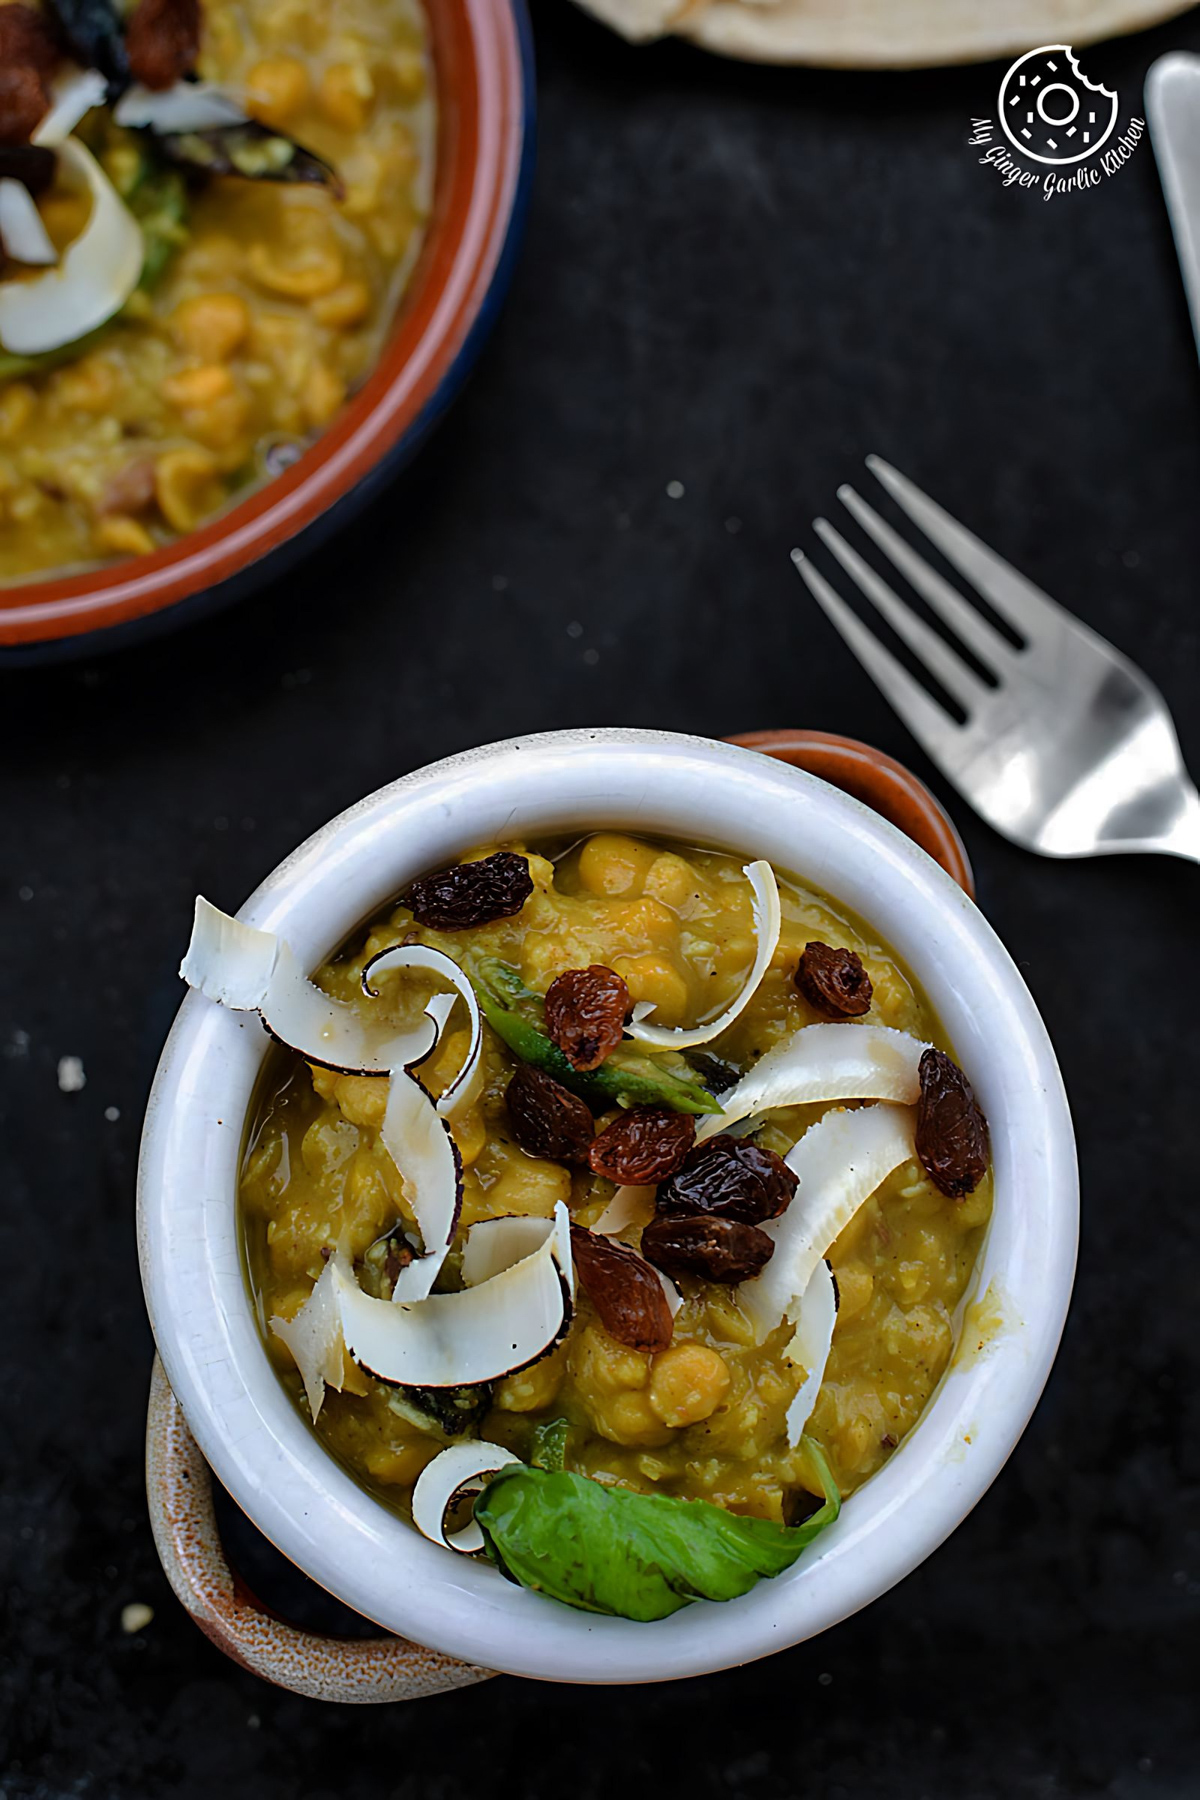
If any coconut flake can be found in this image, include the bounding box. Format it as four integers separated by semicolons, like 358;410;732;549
696;1023;927;1143
460;1213;557;1287
0;138;142;356
33;70;108;148
378;1069;463;1304
783;1260;838;1446
271;1255;348;1420
657;1268;684;1317
362;944;483;1119
592;1184;656;1236
340;1201;572;1385
114;80;247;132
272;1202;574;1409
623;860;782;1050
738;1103;915;1343
411;1441;523;1554
0;179;57;266
180;898;447;1075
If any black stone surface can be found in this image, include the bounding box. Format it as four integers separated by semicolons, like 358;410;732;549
3;5;1199;1795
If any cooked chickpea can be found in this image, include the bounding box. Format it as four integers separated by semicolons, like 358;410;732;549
493;1347;566;1414
648;1344;731;1428
154;448;225;533
364;1438;439;1486
171;293;251;362
301;361;346;430
578;833;659;898
485;1151;572;1219
55;356;117;413
94;515;156;558
163;365;236;410
245;54;311;125
0;384;36;441
248;239;345;300
311;278;373;330
612;953;689;1026
330;1073;388;1130
318;61;375;132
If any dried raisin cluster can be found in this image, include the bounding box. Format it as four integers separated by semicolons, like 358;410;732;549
544;964;630;1071
640;1134;797;1284
915;1048;990;1198
588;1107;695;1185
125;0;201;89
404;851;533;930
570;1224;674;1353
506;1065;594;1164
795;941;873;1019
0;7;59;145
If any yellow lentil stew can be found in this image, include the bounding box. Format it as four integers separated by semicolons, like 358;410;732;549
239;834;993;1562
0;0;434;580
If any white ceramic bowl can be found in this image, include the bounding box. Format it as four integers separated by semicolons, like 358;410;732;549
138;728;1077;1684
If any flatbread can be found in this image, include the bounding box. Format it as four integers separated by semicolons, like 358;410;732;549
574;0;1198;66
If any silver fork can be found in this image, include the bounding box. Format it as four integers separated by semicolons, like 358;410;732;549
791;457;1200;864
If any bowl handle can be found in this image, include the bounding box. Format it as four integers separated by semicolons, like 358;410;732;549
146;1356;494;1702
725;730;974;897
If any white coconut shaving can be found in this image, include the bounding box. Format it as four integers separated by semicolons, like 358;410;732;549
363;943;483;1119
0;138;142;356
411;1441;523;1554
738;1103;915;1343
271;1203;575;1413
783;1259;838;1445
624;861;781;1050
114;80;247;132
697;1023;927;1143
179;897;449;1075
591;1184;656;1236
377;1069;463;1303
0;179;57;267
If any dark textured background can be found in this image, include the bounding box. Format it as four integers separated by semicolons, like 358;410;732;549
3;4;1199;1795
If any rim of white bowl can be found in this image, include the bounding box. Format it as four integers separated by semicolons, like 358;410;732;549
137;727;1078;1684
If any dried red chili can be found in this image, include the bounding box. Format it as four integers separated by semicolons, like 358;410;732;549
915;1047;989;1198
569;1224;673;1353
404;851;533;930
124;0;201;89
506;1064;594;1165
0;6;59;145
657;1133;797;1225
795;941;873;1019
641;1215;774;1285
588;1107;695;1185
544;965;630;1071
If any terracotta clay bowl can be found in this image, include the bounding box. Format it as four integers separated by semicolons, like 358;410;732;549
0;0;534;665
142;730;1043;1703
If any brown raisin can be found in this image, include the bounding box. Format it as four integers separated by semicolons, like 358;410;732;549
0;8;59;146
641;1215;774;1285
544;964;629;1071
570;1225;673;1353
588;1107;695;1185
915;1047;989;1198
125;0;201;88
404;851;533;930
506;1064;594;1165
657;1133;797;1225
795;941;873;1019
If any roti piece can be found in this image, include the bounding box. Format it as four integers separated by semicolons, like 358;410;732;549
576;0;1198;66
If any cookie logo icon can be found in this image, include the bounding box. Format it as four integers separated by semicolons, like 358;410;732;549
998;45;1119;166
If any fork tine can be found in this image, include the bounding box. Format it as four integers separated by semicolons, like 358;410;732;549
790;548;965;767
836;484;1017;677
866;456;1065;648
813;517;988;714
